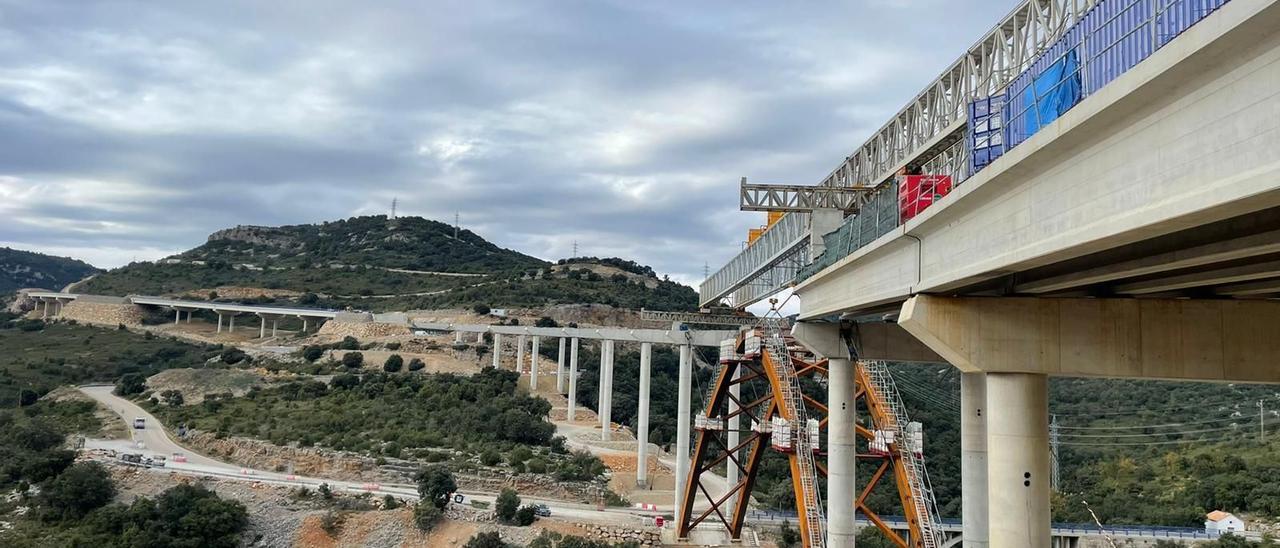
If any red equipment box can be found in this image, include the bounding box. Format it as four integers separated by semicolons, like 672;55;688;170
899;174;953;222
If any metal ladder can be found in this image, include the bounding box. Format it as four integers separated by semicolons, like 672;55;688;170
862;361;945;548
764;317;827;548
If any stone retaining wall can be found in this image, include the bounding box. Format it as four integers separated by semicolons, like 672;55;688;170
317;320;412;339
59;298;145;327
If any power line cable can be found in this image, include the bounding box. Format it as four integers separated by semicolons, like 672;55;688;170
1055;415;1247;430
1058;426;1240;439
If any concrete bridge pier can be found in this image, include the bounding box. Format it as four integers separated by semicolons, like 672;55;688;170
568;337;580;420
599;340;614;441
961;373;990;548
454;331;463;344
530;336;541;390
492;333;503;369
517;334;526;373
636;342;652;487
987;373;1050;548
557;337;567;394
674;344;693;524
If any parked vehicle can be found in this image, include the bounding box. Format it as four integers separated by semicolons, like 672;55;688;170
533;504;551;517
133;417;146;429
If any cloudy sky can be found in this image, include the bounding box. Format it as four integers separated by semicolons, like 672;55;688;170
0;0;1011;285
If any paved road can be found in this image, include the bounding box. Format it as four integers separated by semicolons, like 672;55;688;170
78;385;653;525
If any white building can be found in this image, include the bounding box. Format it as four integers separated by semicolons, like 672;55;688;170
1205;511;1244;534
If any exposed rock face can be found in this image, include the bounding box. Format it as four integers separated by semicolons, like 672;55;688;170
317;320;412;339
7;290;35;314
207;225;298;249
183;432;377;481
58;297;145;326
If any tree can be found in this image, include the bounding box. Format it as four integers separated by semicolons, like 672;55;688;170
464;531;510;548
330;373;360;390
18;389;38;407
408;358;425;372
416;465;457;509
383;494;400;510
384;354;404;373
338;336;360;350
39;462;116;520
534;316;558;328
114;373;147;396
342;352;364;368
160;389;185;407
495;488;520;523
473;304;491;315
303;345;325;362
152;484;248;546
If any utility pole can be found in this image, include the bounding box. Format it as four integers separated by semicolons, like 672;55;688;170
1050;414;1060;492
1260;400;1266;442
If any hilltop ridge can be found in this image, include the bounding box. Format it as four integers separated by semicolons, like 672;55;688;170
77;216;697;312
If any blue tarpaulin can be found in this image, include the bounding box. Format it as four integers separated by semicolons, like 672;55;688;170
1022;49;1082;136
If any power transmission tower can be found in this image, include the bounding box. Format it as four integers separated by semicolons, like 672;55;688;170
391;197;398;219
1050;414;1061;492
703;262;710;279
572;241;578;257
454;212;460;239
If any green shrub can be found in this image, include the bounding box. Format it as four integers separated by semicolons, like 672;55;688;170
480;449;502;467
408;358;425;372
495;488;520;523
414;503;443;531
338;336;360;350
303;346;325;362
39;462;116;520
514;504;538;526
341;352;364;368
384;354;404;372
114;373;147;396
464;531;510;548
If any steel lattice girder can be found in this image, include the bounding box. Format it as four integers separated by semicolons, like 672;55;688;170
676;337;930;548
739;178;877;213
700;0;1103;309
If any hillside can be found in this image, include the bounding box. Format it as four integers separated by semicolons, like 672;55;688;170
0;247;99;293
79;216;698;311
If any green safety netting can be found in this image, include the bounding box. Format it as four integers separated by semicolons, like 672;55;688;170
796;182;900;283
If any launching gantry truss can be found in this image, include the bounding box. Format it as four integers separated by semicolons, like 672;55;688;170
677;322;944;548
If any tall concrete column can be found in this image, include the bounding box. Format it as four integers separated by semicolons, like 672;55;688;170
726;363;742;510
41;300;48;320
530;336;541;390
217;313;224;333
186;311;192;323
516;335;526;373
636;342;652;487
492;333;503;369
962;372;990;548
599;340;614;441
174;308;181;325
556;338;567;394
476;332;484;344
827;356;857;547
987;373;1050;548
259;315;267;338
454;331;463;344
229;315;236;332
674;344;693;516
302;318;308;332
568;337;580;421
271;319;278;337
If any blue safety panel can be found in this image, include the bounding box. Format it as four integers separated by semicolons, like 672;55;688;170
968;94;1006;173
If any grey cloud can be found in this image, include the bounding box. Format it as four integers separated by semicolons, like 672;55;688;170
1;0;1014;280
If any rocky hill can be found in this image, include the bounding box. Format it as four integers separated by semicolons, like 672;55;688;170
0;247;100;294
78;216;698;311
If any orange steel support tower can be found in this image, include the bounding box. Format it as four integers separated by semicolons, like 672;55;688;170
675;328;936;548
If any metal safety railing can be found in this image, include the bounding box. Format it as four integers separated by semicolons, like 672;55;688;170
701;212;810;307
